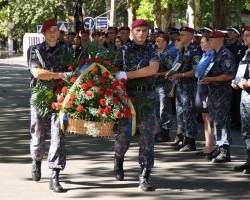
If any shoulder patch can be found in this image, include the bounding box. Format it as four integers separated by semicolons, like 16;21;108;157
193;55;200;63
225;59;232;67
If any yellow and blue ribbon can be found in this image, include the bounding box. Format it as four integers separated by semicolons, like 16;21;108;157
59;62;136;137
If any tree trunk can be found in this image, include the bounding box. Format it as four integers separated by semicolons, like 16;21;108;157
213;0;227;29
194;0;200;30
127;0;137;27
165;1;173;30
153;0;162;29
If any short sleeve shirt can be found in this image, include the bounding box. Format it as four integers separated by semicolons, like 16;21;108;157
28;42;74;73
114;40;159;87
208;46;236;80
180;43;202;73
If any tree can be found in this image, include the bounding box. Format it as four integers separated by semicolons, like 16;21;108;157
153;0;162;28
165;1;173;29
213;0;227;29
126;0;140;27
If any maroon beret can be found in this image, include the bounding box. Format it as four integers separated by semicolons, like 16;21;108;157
179;26;195;33
243;26;250;32
156;33;169;42
209;30;226;38
42;19;58;33
131;19;148;29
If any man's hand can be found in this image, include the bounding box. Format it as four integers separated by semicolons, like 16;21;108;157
238;78;249;90
231;80;240;89
115;71;127;80
169;73;183;81
200;77;213;85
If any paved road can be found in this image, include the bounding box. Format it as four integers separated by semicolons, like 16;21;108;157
0;56;250;200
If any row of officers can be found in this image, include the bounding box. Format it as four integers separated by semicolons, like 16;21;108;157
28;18;250;193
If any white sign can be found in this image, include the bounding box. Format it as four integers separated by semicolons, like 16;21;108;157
96;17;108;30
58;21;68;32
37;25;42;33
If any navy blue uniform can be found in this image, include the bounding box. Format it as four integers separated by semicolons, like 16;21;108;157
114;41;159;169
175;44;201;139
29;42;73;170
155;47;174;131
207;46;236;146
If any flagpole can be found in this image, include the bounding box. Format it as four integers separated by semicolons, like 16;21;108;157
74;0;84;34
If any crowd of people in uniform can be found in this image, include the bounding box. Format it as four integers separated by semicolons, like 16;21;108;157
28;18;250;193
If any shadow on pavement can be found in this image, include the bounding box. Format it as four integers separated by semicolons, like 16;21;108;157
0;60;250;199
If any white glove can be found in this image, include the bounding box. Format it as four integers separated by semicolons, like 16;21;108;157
115;71;127;80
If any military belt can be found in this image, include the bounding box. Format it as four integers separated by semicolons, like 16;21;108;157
128;85;156;92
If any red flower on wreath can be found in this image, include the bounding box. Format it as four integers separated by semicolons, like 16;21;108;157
70;77;77;83
91;67;98;74
86;90;93;97
81;83;88;90
99;77;107;84
87;80;94;87
99;98;106;106
76;105;84;112
61;86;68;94
70;94;77;101
51;57;133;122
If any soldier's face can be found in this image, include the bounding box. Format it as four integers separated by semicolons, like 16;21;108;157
179;31;193;45
227;30;238;40
43;26;59;47
155;37;167;50
243;31;250;47
132;26;149;45
209;37;224;50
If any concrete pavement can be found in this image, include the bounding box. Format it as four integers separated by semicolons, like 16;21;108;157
0;56;250;200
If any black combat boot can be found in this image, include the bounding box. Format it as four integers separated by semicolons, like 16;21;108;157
179;138;196;152
234;149;250;173
114;155;124;181
205;147;220;161
155;129;171;143
212;145;231;163
49;169;63;193
31;160;41;181
139;167;153;192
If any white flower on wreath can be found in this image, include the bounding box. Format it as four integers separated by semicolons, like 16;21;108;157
84;121;100;137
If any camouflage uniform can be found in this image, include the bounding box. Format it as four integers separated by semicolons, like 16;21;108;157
155;47;174;132
29;42;73;170
175;44;201;139
113;41;159;169
207;46;235;146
